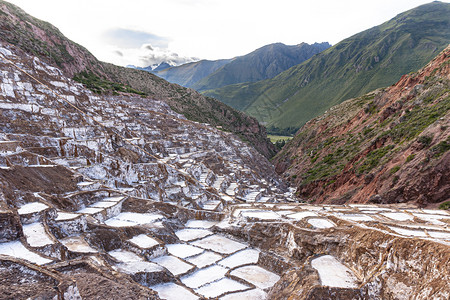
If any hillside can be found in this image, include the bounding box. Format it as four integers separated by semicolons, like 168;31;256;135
274;45;450;206
0;0;276;157
152;58;232;87
191;42;331;91
1;37;449;300
205;1;450;134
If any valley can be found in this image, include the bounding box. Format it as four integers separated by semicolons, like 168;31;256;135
203;2;450;133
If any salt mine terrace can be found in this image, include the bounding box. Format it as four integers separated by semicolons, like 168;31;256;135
0;41;449;299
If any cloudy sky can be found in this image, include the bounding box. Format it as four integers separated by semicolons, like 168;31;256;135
7;0;446;67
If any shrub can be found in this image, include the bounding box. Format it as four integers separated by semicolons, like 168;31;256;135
430;139;450;158
418;135;433;147
406;154;416;162
438;201;450;210
390;165;401;174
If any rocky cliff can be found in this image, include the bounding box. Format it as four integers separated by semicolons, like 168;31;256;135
275;45;450;206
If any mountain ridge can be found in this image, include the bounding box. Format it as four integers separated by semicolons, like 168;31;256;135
152;58;232;87
204;1;450;133
150;42;330;91
191;42;331;91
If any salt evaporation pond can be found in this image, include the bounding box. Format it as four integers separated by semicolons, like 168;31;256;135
308;218;335;229
311;255;358;288
152;255;194;276
230;265;281;289
181;265;228;289
191;235;247;255
186;251;223;268
195;277;249;298
150;283;198;300
0;241;53;265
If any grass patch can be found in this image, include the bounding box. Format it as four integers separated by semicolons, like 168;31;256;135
73;71;147;96
439;201;450;210
430;137;450;158
406;154;416;162
268;135;293;143
357;145;395;174
389;165;401;174
380;96;450;143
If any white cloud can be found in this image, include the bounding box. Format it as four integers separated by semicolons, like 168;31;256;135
101;43;198;68
6;0;447;66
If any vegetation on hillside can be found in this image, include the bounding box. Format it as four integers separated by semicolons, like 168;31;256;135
73;71;147;96
205;2;450;133
274;46;450;204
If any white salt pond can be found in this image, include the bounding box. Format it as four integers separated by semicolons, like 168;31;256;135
152;255;194;276
175;228;213;241
202;201;221;210
239;210;281;220
191;235;247;255
186;251;223;268
276;210;295;216
421;209;449;216
308;218;335;229
286;211;318;220
230;265;280;289
102;196;125;202
181;265;228;289
428;231;450;240
311;255;358;288
387;226;428;237
220;288;267;300
195;277;249;298
128;234;159;249
77;207;103;215
77;182;95;187
105;212;164;227
381;212;413;221
116;261;164;275
297;205;324;211
335;214;374;222
185;220;218;229
55;212;80;221
151;283;198;300
0;241;53;265
412;213;448;225
22;223;54;247
166;244;204;258
90;201;117;208
60;236;97;253
17;202;48;215
108;249;143;262
218;249;260;269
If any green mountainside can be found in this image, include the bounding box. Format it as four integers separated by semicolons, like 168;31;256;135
273;45;450;205
191;42;331;91
204;1;450;134
153;59;232;87
0;0;276;157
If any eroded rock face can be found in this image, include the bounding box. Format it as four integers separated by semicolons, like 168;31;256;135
0;39;449;299
274;46;450;206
